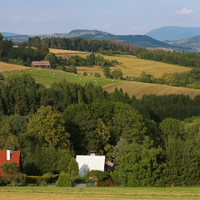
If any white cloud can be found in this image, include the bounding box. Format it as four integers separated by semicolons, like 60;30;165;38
175;7;194;14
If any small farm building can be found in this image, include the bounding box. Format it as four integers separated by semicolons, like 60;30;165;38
76;152;105;176
0;150;21;177
31;61;51;69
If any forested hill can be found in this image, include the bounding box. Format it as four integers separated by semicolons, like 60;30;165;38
32;29;187;49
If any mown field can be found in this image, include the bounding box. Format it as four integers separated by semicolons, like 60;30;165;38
103;81;200;99
0;186;200;200
0;61;28;72
49;48;191;78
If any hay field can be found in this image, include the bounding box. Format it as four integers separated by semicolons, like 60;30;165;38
1;186;200;200
0;62;28;72
103;81;200;99
102;55;191;78
49;48;191;78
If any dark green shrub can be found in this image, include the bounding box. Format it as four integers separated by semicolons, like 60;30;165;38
68;158;79;176
94;72;101;78
97;177;119;187
66;65;77;73
56;66;63;70
83;72;87;76
58;172;71;187
24;174;59;186
110;170;118;181
0;73;4;80
85;170;108;183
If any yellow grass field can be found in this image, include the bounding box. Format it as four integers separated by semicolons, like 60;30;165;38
103;81;200;99
0;62;28;72
49;48;191;78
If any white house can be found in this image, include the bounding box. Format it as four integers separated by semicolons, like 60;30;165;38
76;152;105;176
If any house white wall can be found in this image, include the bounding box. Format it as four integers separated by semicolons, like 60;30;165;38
76;155;105;176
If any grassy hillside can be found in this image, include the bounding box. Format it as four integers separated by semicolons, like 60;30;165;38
103;81;200;99
1;52;197;99
2;68;121;88
50;49;191;78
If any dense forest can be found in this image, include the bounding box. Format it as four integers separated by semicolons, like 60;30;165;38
2;33;200;186
1;73;200;186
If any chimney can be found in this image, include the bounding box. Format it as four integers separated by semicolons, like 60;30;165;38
6;150;13;161
90;150;96;156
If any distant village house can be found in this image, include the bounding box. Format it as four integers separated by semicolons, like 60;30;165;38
64;55;72;60
31;61;51;69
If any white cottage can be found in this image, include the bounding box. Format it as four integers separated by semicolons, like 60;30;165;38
76;151;105;176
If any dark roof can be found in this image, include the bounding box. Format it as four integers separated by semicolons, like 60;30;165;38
31;61;50;66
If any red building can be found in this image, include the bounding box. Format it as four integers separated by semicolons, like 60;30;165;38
0;150;21;178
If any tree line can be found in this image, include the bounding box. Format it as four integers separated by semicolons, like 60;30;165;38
129;68;200;88
27;36;137;54
135;48;200;68
1;74;200;186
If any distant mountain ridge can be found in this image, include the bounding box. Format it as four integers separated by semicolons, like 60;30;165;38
32;29;186;50
0;29;190;50
1;32;25;37
145;26;200;41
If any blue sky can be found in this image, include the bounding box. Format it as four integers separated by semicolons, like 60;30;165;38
0;0;199;35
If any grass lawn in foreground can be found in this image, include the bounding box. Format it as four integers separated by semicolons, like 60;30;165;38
2;68;121;88
0;186;200;200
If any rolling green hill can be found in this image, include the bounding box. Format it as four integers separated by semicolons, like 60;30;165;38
165;35;200;51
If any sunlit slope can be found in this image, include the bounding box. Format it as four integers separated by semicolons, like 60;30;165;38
2;68;121;88
49;48;191;78
0;61;28;72
103;81;200;99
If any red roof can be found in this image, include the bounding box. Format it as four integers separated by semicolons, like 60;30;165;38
0;151;21;177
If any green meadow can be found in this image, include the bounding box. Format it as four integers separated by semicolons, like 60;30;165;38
2;68;121;88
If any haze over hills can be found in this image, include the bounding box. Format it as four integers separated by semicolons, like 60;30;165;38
31;29;187;50
165;35;200;51
0;29;194;50
145;26;200;41
1;32;29;44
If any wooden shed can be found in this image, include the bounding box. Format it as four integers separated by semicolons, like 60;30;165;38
31;61;51;69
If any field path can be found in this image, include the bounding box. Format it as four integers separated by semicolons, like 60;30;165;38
103;81;200;99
